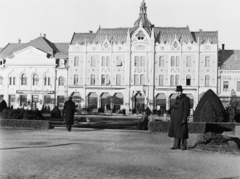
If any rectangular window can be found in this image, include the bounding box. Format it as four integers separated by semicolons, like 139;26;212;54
159;56;164;67
186;75;191;86
116;57;122;66
159;75;164;86
134;74;140;85
134;56;139;67
186;56;191;67
48;77;51;86
90;74;95;85
57;96;65;108
116;74;121;85
44;95;51;104
13;77;15;85
9;95;15;108
237;81;240;92
140;74;145;85
223;81;229;92
140;56;145;67
205;75;210;86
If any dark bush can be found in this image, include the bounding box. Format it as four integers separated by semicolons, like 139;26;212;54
148;121;239;134
50;106;61;118
0;109;44;120
0;100;7;113
200;101;217;122
0;119;52;129
194;89;226;122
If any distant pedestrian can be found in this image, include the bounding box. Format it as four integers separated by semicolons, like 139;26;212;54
0;98;7;113
148;113;155;122
141;111;149;130
145;106;152;116
63;96;76;132
168;85;190;150
122;108;126;116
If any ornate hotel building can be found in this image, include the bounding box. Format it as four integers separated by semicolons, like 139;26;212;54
67;1;218;113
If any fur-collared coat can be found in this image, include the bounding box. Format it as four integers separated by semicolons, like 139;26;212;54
168;94;190;139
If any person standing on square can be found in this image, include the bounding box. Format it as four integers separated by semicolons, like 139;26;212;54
168;85;190;150
63;96;76;132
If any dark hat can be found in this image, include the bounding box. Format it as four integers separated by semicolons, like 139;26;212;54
176;85;183;92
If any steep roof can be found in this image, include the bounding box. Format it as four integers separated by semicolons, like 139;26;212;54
0;37;69;59
0;43;24;59
154;27;194;43
70;32;96;45
219;50;240;70
192;31;218;44
91;28;129;44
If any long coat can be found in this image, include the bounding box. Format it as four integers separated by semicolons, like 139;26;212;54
63;100;76;125
168;94;190;139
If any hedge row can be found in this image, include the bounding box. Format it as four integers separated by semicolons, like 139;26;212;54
0;119;52;130
149;121;240;134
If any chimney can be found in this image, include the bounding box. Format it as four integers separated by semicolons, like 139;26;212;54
43;34;46;38
89;31;93;33
18;38;21;43
222;44;225;50
40;33;42;37
199;29;202;32
151;24;155;28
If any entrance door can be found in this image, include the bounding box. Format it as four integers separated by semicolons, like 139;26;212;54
32;95;39;110
9;95;15;108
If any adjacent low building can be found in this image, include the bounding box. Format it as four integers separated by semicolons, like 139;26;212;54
0;35;69;110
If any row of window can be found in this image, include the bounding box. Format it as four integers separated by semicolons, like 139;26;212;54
159;56;211;67
223;81;240;92
74;56;123;67
0;75;65;86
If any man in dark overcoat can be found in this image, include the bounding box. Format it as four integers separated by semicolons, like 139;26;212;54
168;85;190;150
63;96;76;132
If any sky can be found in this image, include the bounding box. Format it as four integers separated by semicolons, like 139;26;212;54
0;0;240;49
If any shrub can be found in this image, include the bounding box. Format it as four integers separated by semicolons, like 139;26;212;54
50;106;62;118
0;109;44;120
200;101;217;122
194;89;226;122
0;119;52;129
0;100;7;112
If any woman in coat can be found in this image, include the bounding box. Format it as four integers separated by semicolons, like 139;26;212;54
168;86;190;150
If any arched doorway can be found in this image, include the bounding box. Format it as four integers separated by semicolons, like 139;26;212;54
156;93;166;115
100;92;111;110
113;93;124;112
132;92;145;114
88;92;98;109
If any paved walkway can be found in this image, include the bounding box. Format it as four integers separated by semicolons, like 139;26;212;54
0;128;239;179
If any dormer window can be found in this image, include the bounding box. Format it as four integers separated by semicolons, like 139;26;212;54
136;30;145;40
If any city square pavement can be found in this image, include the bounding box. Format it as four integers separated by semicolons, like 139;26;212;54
0;127;240;179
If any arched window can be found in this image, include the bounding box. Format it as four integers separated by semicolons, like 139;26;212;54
134;74;139;85
116;74;121;85
186;75;191;86
186;56;191;67
205;56;210;67
205;75;210;86
21;74;27;85
59;76;64;86
116;56;122;66
140;74;145;85
171;56;175;67
175;75;179;86
106;74;110;85
74;56;79;67
140;56;145;67
159;74;164;86
170;74;174;86
90;74;95;85
0;76;3;85
106;56;110;67
91;56;96;67
134;56;139;67
101;56;105;67
176;56;180;67
159;56;164;67
9;74;16;86
74;74;78;85
101;74;105;85
44;75;51;86
33;74;39;86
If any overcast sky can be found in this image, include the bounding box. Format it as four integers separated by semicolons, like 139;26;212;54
0;0;240;49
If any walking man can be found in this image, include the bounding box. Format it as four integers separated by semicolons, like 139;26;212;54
168;85;190;150
63;96;76;132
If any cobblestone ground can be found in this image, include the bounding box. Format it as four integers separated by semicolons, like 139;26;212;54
0;128;240;179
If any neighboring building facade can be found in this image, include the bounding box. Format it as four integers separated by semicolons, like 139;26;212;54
218;48;240;109
68;1;218;113
0;35;69;110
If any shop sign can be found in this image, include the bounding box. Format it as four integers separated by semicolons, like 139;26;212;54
16;90;55;94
